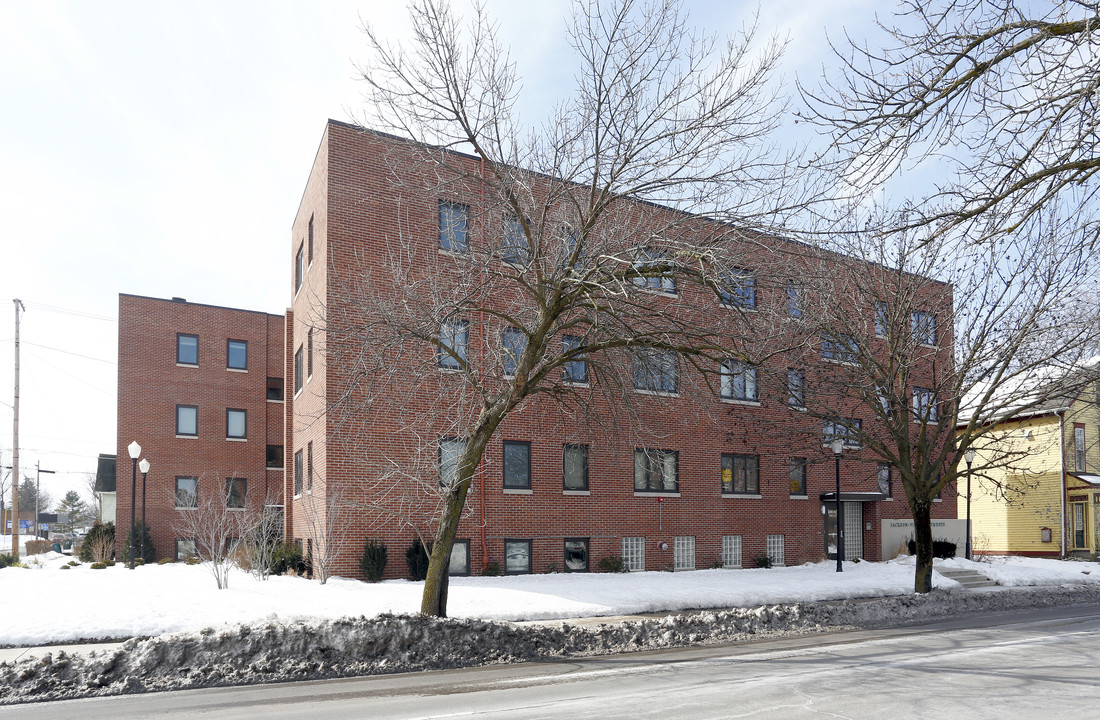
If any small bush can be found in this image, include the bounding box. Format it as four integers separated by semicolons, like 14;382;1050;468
906;539;957;559
753;555;774;569
482;561;503;576
158;557;175;565
360;539;388;582
122;523;156;565
0;553;16;569
544;563;560;574
597;556;627;573
90;562;107;570
60;565;71;570
79;522;115;563
270;541;305;575
405;538;430;581
105;560;116;567
185;556;200;566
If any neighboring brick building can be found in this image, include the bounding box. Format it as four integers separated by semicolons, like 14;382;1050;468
116;294;287;561
117;121;956;576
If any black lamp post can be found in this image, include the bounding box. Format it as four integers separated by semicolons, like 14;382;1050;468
139;458;150;564
831;438;845;572
964;449;976;561
127;441;141;570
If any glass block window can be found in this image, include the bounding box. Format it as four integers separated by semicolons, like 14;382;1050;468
766;534;785;567
722;535;743;568
621;536;646;572
673;536;696;571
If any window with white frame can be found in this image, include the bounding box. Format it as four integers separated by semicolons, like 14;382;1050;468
621;536;646;571
721;359;757;401
674;536;696;570
439;200;469;253
502;326;526;377
766;534;786;566
1076;426;1087;472
634;449;678;492
294;244;305;292
720;268;756;308
912;387;938;423
175;476;198;508
439;437;465;487
722;535;743;568
502;214;530;265
912;310;936;345
722;453;759;494
562;335;588;383
789;458;807;496
631;248;676;293
787;369;805;408
821;332;857;363
823;417;862;447
503;440;531;490
439;319;469;370
633;347;678;393
786;280;803;318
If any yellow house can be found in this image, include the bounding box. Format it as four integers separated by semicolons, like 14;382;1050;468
960;375;1100;558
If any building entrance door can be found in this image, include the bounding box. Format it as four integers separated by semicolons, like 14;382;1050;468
1072;502;1087;549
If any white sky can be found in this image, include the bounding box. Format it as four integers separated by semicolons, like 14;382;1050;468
0;0;877;507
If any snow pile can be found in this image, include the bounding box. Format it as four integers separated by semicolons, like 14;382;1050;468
4;584;1100;705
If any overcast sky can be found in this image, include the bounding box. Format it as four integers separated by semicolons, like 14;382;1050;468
0;0;876;507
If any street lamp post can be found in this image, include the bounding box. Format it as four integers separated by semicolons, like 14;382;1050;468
127;441;141;570
831;438;845;572
964;449;976;561
139;458;150;564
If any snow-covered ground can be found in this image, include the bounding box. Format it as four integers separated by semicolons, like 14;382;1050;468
4;551;1100;704
3;550;1099;647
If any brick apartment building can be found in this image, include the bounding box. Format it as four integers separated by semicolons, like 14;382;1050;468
116;120;956;577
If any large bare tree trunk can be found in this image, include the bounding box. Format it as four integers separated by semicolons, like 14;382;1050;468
912;501;934;594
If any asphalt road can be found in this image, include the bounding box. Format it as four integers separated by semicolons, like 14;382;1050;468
3;605;1098;719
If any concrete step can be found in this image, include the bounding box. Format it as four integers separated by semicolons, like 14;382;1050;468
936;567;999;589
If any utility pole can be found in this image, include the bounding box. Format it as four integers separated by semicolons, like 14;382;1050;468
11;299;23;559
36;462;55;539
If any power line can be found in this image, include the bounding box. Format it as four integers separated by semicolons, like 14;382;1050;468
23;341;115;364
23;301;116;322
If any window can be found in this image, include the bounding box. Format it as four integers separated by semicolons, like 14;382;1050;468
722;535;743;568
177;333;198;365
502;326;526;377
226;409;247;439
876;385;891;415
789;458;807;496
823;417;862;447
307;441;314;492
674;536;696;571
176;405;198;437
877;463;892;497
504;539;532;574
563;444;589;491
766;534;786;566
502;214;530;264
294;450;304;495
722;453;759;495
225;478;247;509
175;476;198;508
449;540;470;576
874;302;888;337
786;280;803;318
1076;425;1087;472
439;437;465;487
267;377;284;401
562;335;588;383
294;345;304;393
633;348;678;393
720;268;756;309
631;248;676;294
564;538;589;572
307;328;314;377
821;332;857;363
227;339;247;370
439;200;469;253
634;449;678;493
912;387;938;423
503;441;531;490
721;360;758;401
621;537;646;571
912;311;936;346
787;369;805;408
307;214;314;262
439;319;469;370
175;538;198;561
295;244;305;292
266;445;284;469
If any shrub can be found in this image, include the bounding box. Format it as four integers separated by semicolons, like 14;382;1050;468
360;540;388;582
0;553;15;569
906;539;957;559
122;523;156;565
79;522;115;563
482;561;503;576
60;565;71;570
269;541;305;576
185;556;200;566
753;555;774;569
158;557;175;565
405;538;430;581
90;563;107;570
597;556;627;573
544;563;560;573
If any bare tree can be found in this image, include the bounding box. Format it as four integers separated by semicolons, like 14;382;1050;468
170;475;250;589
335;0;804;616
795;207;1100;592
803;0;1100;251
295;485;359;585
237;490;285;582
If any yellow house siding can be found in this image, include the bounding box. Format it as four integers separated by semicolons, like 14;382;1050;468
1065;393;1100;475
